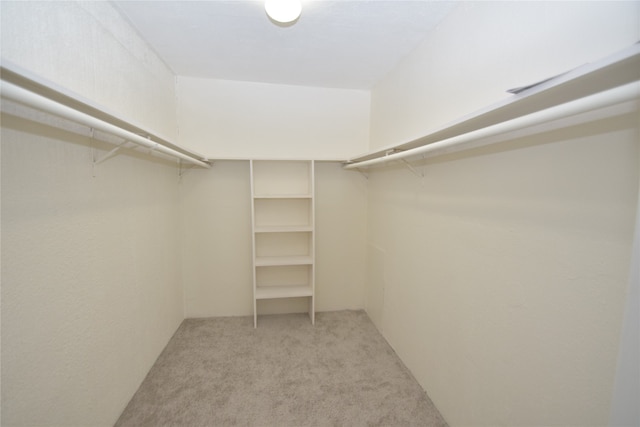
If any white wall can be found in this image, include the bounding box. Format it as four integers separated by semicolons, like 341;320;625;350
178;161;253;317
366;2;640;426
371;1;640;151
610;173;640;426
177;77;370;160
179;160;367;318
0;1;179;141
315;162;367;312
1;2;183;425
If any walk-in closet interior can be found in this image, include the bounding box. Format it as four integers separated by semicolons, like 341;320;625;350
1;1;639;426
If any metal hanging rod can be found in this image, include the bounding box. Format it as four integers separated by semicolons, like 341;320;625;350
345;42;640;170
0;61;210;168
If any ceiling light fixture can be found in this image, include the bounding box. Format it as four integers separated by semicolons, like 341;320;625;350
265;0;302;24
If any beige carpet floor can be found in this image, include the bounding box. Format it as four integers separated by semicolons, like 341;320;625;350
115;310;447;426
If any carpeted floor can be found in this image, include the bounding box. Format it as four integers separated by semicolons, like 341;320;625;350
115;310;447;426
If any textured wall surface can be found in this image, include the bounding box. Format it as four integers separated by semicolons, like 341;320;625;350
370;1;640;151
1;1;183;425
177;77;370;160
366;2;640;426
0;1;178;140
366;119;638;426
1;116;184;426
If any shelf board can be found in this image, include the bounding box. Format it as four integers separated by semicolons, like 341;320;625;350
253;194;312;199
347;42;640;164
255;255;313;267
0;60;208;162
254;225;313;233
255;285;313;300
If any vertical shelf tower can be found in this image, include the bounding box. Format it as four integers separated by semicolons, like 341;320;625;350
250;160;315;328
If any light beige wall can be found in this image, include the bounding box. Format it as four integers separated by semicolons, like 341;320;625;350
179;161;253;317
1;115;184;426
0;1;178;140
177;77;370;160
1;1;183;425
610;169;640;425
180;160;367;318
371;1;640;150
315;162;367;312
366;2;640;426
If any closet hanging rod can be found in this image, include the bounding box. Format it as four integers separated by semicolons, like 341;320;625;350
345;42;640;169
344;82;638;170
0;62;210;168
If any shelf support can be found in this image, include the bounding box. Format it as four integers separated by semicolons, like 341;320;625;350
178;159;196;179
94;141;128;166
399;158;423;178
356;167;369;180
344;42;640;170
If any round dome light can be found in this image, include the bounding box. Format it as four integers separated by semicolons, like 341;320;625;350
265;0;302;24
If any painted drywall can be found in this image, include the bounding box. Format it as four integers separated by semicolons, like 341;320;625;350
178;161;253;317
0;1;178;140
176;77;370;160
179;160;367;318
370;1;640;151
1;114;184;426
366;2;640;426
610;163;640;426
314;162;367;312
1;2;183;425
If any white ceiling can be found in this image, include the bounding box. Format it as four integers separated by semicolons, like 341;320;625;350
113;0;458;90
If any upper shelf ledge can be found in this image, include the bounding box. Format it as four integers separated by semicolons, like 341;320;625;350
346;42;640;165
0;59;210;168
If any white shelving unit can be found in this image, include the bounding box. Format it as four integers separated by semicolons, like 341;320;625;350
250;160;315;327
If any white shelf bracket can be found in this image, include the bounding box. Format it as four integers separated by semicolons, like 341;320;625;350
399;158;423;178
341;161;369;179
94;141;128;166
178;158;196;179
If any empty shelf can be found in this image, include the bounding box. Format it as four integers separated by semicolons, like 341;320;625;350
254;225;313;233
255;285;313;300
255;256;313;266
253;194;312;199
